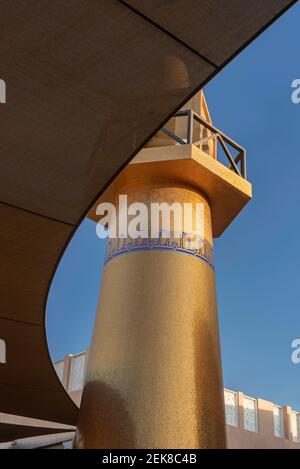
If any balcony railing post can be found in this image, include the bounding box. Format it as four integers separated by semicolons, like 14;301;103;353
187;110;193;144
240;150;246;179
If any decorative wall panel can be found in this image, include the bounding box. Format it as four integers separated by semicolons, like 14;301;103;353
291;412;300;442
224;389;238;427
54;360;64;383
69;354;85;392
273;406;284;438
243;396;258;432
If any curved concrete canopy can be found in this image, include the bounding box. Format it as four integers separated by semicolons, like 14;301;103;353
0;424;73;445
0;0;296;441
0;412;74;444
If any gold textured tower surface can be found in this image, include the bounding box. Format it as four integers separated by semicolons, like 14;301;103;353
75;91;252;448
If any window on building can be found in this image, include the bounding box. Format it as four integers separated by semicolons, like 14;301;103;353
243;396;258;432
273;405;284;438
291;411;300;443
224;389;238;427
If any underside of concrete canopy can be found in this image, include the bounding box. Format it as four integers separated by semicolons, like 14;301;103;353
0;412;74;444
0;0;297;442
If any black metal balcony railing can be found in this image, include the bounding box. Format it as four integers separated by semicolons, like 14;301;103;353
160;109;247;179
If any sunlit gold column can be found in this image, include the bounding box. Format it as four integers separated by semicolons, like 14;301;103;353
75;91;252;449
75;181;227;449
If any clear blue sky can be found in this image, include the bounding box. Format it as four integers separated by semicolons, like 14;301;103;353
46;3;300;410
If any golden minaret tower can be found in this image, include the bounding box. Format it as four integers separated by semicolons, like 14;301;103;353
75;91;252;448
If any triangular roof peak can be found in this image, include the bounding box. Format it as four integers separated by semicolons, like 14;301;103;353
181;90;212;124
